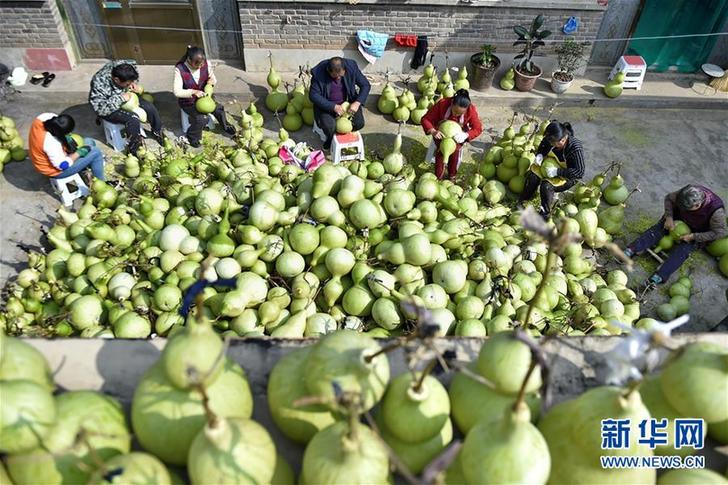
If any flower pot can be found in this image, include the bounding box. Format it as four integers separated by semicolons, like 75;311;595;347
550;72;573;94
514;65;542;92
470;54;501;91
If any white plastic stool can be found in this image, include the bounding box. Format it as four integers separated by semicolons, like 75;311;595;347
103;120;146;152
312;119;326;142
50;174;89;207
609;55;647;90
180;110;216;133
331;132;365;164
425;139;464;167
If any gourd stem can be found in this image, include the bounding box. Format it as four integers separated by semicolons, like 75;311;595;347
526;118;539;143
77;429;110;470
513;359;538;410
623;379;641;398
197;382;220;428
623;185;641;205
412;358;437;393
346;401;359;442
364;340;401;363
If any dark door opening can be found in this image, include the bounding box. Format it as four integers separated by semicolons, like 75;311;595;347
100;0;203;64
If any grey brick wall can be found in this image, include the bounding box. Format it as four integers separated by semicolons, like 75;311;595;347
0;0;67;48
238;2;605;55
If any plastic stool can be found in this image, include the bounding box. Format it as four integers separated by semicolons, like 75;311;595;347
50;174;89;207
331;132;365;164
312;119;326;142
103;120;146;152
425;139;464;168
609;55;646;90
180;110;215;133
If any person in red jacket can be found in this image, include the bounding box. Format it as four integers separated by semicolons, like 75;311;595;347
421;89;483;180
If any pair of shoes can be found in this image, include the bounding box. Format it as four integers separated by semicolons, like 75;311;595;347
537;207;550;220
623;248;635;258
30;72;55;87
223;125;237;136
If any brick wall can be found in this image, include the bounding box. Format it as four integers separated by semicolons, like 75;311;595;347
0;0;68;48
238;2;605;55
0;0;74;70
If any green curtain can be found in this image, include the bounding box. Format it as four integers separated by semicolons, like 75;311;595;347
627;0;728;72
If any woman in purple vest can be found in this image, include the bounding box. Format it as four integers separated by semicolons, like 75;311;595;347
173;46;236;147
625;185;727;287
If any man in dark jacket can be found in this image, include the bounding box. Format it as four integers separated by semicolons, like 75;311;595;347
309;57;371;150
89;60;164;155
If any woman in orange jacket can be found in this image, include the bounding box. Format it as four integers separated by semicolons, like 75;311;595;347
421;89;483;180
28;113;105;180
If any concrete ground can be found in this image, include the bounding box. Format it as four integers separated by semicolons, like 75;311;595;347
1;70;727;331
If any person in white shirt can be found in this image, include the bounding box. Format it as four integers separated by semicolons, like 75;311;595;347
28;113;105;180
174;46;236;147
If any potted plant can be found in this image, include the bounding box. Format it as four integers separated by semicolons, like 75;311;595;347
551;37;589;94
513;14;552;92
470;44;501;91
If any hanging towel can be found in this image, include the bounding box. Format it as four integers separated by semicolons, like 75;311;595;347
410;35;429;69
394;33;418;47
357;30;389;64
563;16;579;34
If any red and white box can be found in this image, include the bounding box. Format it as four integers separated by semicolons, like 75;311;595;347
609;55;647;90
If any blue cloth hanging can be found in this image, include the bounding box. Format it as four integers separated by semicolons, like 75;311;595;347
563;16;579;35
357;30;389;63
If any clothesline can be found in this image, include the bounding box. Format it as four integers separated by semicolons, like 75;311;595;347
68;21;728;45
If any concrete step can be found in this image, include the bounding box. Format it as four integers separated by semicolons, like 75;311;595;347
12;63;727;111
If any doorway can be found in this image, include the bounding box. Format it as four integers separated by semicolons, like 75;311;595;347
99;0;203;64
627;0;728;72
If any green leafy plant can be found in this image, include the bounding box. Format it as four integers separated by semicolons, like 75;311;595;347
513;15;552;75
476;44;497;68
554;37;589;82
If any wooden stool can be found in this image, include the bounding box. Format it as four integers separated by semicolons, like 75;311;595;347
50;174;89;207
331;132;365;164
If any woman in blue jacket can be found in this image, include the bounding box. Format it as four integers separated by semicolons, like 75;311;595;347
309;57;371;150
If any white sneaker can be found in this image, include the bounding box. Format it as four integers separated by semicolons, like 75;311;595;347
176;135;189;145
